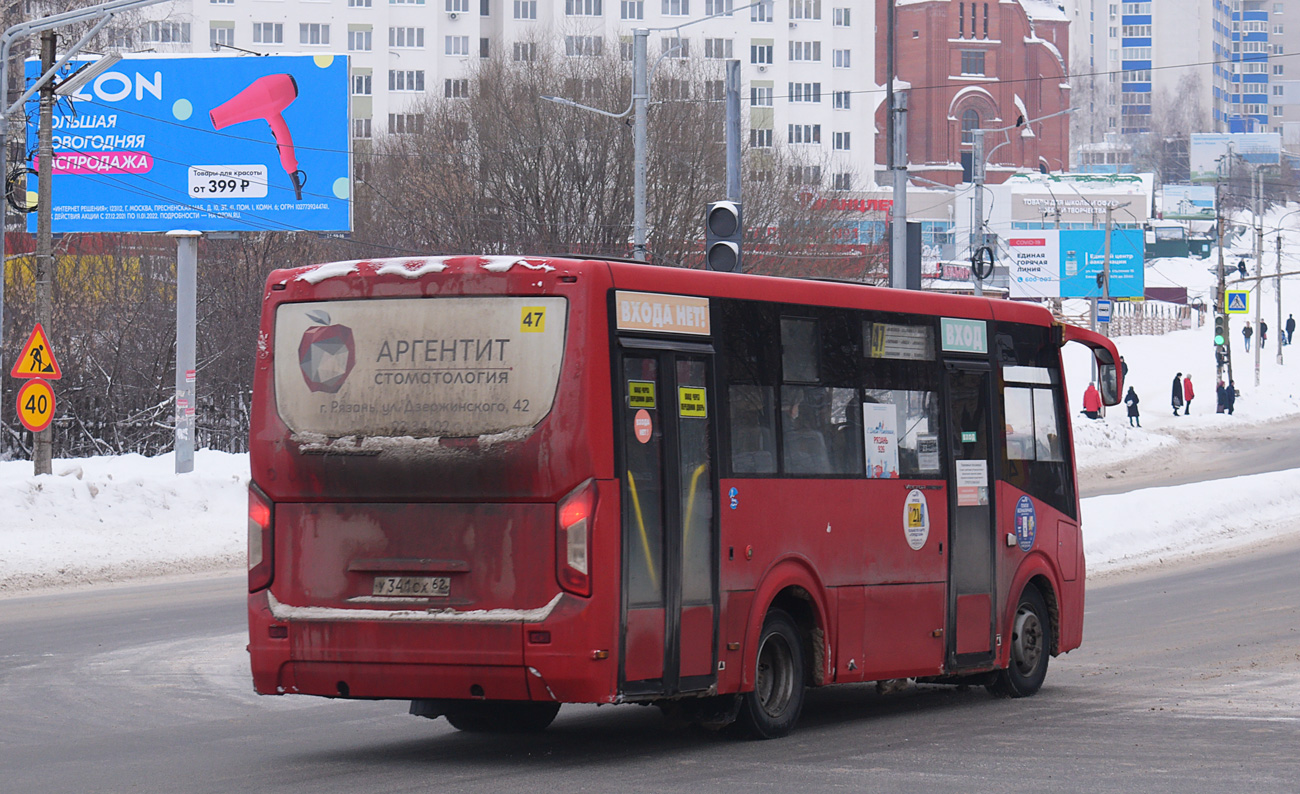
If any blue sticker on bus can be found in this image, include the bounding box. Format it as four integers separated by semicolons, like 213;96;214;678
729;487;739;510
1015;495;1036;552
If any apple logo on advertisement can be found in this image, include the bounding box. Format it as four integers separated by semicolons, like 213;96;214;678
298;310;356;393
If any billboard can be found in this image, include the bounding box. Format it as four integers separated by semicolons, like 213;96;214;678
26;54;350;233
1160;185;1215;220
1006;229;1144;299
1189;133;1281;181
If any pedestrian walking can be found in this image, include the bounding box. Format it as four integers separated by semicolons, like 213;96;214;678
1216;380;1226;413
1125;386;1141;427
1171;372;1184;416
1261;321;1268;349
1120;356;1129;385
1182;374;1194;415
1243;321;1253;352
1287;314;1296;346
1225;380;1237;415
1082;382;1102;420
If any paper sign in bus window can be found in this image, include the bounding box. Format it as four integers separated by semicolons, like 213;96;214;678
628;380;656;408
863;402;899;478
955;460;989;506
678;387;707;418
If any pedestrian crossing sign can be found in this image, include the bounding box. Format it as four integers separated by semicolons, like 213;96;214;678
1225;290;1249;315
10;323;62;380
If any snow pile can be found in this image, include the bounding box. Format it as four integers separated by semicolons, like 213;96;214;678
1083;468;1300;574
0;450;248;593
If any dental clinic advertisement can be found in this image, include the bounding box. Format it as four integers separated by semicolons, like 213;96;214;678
1006;229;1144;300
25;54;350;233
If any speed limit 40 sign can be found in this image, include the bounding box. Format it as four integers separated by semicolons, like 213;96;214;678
16;379;55;433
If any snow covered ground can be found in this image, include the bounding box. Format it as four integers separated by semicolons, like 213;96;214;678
5;212;1300;594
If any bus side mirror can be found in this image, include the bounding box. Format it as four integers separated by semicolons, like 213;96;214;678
1097;359;1120;405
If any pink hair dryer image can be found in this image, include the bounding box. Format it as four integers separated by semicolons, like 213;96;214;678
210;74;305;199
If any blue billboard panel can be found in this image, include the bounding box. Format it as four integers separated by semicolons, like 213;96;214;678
1057;229;1144;299
1007;229;1144;299
26;54;350;233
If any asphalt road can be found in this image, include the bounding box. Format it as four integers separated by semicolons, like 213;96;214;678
2;467;1298;791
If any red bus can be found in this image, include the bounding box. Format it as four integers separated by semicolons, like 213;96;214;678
247;255;1121;738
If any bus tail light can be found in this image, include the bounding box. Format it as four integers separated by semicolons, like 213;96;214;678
556;479;596;597
248;485;274;593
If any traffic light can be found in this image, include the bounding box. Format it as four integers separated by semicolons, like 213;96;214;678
704;201;742;272
1214;314;1227;347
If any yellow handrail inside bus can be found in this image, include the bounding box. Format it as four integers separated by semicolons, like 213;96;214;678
626;471;659;590
682;463;708;552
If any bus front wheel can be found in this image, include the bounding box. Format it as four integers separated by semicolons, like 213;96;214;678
442;701;561;733
732;609;806;739
988;585;1051;698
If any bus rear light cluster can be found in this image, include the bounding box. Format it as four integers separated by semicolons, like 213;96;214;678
556;479;596;597
248;485;274;593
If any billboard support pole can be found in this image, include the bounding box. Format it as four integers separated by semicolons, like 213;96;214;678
168;231;201;474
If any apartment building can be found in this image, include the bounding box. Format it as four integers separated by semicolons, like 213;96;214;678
1063;1;1230;138
128;1;876;190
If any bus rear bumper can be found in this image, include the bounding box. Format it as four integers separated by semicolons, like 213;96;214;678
247;590;618;703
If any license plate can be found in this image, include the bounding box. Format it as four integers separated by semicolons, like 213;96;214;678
372;576;450;597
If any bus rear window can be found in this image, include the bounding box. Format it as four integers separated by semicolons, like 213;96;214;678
273;296;567;439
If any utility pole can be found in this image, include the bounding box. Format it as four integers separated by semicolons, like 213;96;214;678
1278;232;1285;366
1101;205;1113;336
1253;168;1263;387
886;1;908;289
971;128;986;297
631;28;647;262
33;30;55;475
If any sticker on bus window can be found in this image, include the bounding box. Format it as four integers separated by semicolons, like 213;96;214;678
863;403;899;478
634;409;653;443
956;460;988;506
629;380;656;408
961;431;977;444
520;306;546;332
917;434;940;471
678;387;707;418
1015;495;1037;551
904;489;930;550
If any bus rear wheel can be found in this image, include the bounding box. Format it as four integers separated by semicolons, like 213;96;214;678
442;701;561;733
732;609;805;739
988;585;1051;699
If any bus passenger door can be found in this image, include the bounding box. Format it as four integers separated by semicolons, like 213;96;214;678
617;347;719;698
943;362;997;668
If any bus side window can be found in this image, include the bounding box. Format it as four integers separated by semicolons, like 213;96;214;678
729;385;777;474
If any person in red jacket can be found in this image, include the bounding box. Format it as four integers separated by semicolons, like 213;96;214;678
1182;374;1195;415
1082;382;1102;419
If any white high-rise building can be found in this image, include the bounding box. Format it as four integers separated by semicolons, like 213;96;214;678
129;1;878;190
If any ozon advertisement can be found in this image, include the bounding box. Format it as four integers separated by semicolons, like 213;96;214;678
25;54;350;233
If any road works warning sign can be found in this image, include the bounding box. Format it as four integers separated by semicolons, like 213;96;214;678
10;323;62;379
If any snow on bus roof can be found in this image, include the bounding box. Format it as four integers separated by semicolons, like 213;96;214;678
480;256;556;273
296;260;361;284
375;258;450;278
294;255;556;283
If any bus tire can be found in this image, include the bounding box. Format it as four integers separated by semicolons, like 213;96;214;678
732;609;806;739
442;701;561;733
987;585;1051;699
